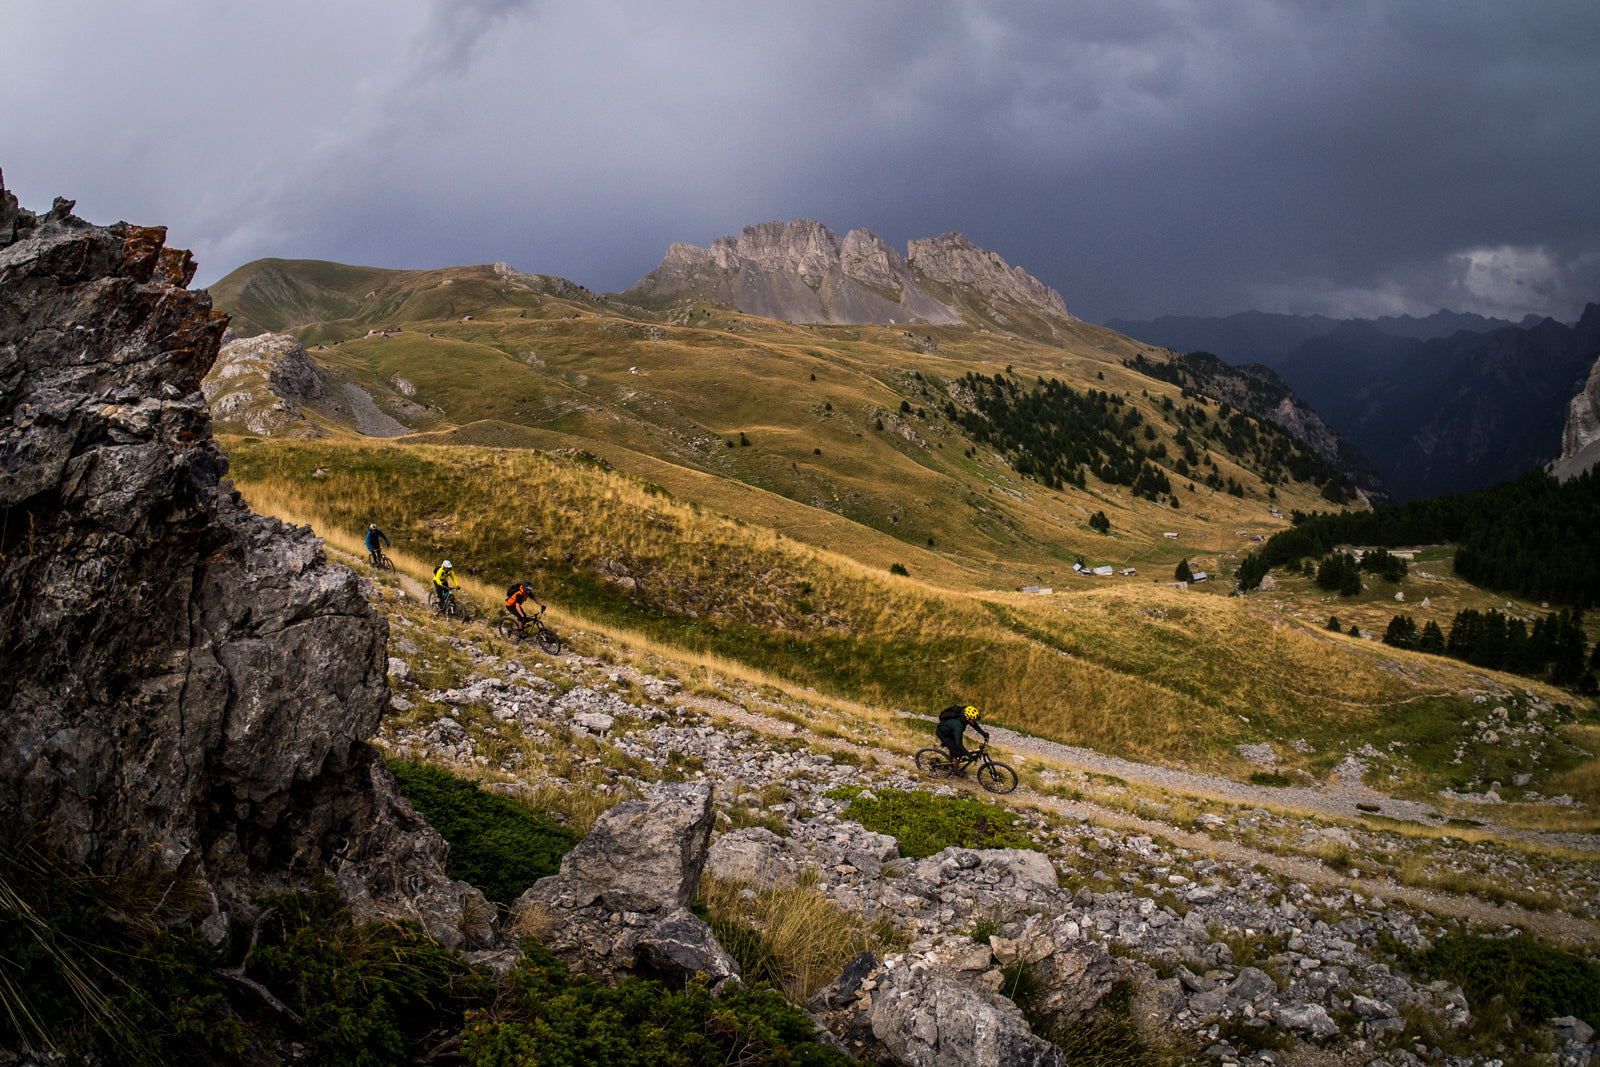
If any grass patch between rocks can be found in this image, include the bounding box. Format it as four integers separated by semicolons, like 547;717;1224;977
824;786;1040;859
389;760;579;904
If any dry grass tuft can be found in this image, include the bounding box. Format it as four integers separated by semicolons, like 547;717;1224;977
697;871;898;1000
508;901;560;941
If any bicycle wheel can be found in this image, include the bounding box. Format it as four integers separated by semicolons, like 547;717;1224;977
497;617;524;642
977;761;1018;795
378;553;394;573
916;748;954;778
429;592;444;615
535;625;562;655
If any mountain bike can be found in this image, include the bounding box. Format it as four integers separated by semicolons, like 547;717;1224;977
367;546;395;572
429;587;471;622
915;742;1018;794
497;605;562;655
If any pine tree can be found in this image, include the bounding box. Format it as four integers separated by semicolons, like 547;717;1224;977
1418;620;1446;655
1383;614;1421;649
1175;559;1193;582
1236;553;1269;593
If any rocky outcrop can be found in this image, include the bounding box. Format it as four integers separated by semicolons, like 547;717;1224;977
0;173;481;946
870;965;1066;1067
204;330;330;436
1552;353;1600;481
509;781;739;985
619;220;1077;331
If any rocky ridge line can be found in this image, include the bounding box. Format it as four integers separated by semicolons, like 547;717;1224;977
621;219;1076;329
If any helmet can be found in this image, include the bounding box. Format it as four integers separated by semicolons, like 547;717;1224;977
442;560;452;569
963;705;980;722
369;523;377;530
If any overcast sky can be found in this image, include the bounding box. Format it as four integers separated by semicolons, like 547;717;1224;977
4;0;1598;324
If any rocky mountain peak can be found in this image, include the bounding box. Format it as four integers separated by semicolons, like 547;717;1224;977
0;175;481;946
620;219;1075;330
839;227;908;292
907;232;1073;319
732;218;840;282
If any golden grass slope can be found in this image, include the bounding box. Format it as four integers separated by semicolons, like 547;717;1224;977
223;435;1589;809
210;261;1330;587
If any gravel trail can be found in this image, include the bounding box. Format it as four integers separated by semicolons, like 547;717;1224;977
651;685;1600;944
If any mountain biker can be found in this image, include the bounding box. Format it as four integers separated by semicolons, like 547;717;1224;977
433;560;460;605
936;703;989;768
365;523;390;559
504;581;545;628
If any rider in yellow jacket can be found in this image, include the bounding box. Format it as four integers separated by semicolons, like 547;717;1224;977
433;560;460;604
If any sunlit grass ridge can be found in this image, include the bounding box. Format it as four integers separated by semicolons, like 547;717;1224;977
222;435;1537;783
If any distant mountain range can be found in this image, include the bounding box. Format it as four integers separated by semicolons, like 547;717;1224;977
1104;309;1546;370
1108;307;1600;501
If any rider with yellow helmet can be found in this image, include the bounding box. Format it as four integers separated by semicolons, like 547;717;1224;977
936;702;989;768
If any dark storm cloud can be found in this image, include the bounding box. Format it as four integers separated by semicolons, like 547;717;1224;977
3;0;1597;323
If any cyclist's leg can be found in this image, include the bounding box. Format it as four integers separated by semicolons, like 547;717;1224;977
950;735;973;774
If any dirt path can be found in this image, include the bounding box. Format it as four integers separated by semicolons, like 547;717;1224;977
640;682;1600;945
364;558;1600;944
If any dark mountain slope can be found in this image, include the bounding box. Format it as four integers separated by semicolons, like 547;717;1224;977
1124;350;1393;506
1279;307;1600;499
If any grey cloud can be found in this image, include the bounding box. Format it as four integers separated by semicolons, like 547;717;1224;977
2;0;1596;322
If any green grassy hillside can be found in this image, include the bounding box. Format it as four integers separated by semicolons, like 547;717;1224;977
208;257;1597;801
209;258;1361;583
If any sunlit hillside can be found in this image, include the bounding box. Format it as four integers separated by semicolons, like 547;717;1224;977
209;259;1359;589
209;256;1595;807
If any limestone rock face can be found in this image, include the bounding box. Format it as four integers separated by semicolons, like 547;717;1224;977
907;232;1073;319
623;219;1084;328
0;173;480;946
511;782;734;983
556;780;717;912
869;965;1066;1067
204;331;329;437
1553;354;1600;480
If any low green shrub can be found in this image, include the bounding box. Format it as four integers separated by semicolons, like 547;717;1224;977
0;848;248;1065
1033;979;1180;1066
1413;934;1600;1029
824;787;1040;859
1248;771;1291;787
461;943;852;1066
247;882;495;1067
389;760;579;903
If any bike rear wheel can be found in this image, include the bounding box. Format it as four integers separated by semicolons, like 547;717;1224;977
977;761;1018;794
497;617;525;642
916;747;954;778
535;625;562;655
